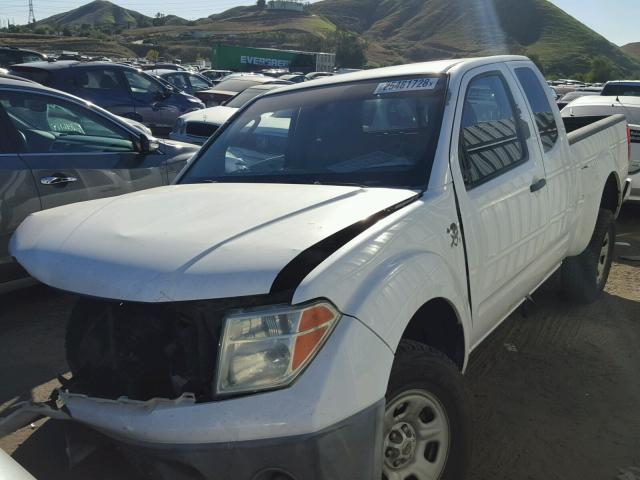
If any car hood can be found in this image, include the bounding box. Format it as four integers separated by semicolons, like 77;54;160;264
179;106;238;125
11;184;416;302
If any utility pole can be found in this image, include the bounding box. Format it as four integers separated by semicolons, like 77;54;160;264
28;0;36;24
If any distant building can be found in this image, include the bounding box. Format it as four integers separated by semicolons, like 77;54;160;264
266;1;306;12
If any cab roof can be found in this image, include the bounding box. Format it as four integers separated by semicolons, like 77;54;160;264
260;55;530;96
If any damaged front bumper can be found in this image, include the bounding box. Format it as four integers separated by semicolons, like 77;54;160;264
0;315;393;480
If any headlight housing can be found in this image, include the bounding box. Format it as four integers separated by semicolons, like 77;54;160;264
216;301;340;395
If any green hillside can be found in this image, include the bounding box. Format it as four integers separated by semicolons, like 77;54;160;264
4;0;639;77
311;0;640;75
34;0;169;29
622;43;640;60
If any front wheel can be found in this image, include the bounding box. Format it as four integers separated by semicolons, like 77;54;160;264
383;341;472;480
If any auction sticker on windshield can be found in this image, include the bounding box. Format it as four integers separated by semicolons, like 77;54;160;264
374;78;439;95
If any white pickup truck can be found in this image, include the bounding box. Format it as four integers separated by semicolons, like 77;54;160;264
3;56;632;480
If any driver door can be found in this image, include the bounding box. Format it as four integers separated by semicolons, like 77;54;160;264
0;90;169;210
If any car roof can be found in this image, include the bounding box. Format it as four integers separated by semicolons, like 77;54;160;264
245;83;290;91
10;60;135;71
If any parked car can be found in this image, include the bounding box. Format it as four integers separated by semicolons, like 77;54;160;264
194;75;291;107
151;69;214;97
562;93;640;202
556;89;601;110
9;61;205;135
3;56;631;480
305;71;335;81
279;73;307;83
200;69;233;82
0;46;46;69
170;83;287;144
140;63;186;72
601;80;640;97
0;76;198;291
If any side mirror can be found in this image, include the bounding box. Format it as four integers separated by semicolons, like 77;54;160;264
139;133;159;153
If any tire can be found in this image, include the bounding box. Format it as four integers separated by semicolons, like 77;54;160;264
561;208;615;304
383;340;472;480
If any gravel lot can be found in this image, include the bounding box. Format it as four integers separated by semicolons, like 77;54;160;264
1;204;639;480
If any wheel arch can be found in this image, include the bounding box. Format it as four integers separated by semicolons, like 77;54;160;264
400;297;466;371
600;171;621;216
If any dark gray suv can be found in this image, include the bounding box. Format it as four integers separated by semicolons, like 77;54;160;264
0;76;199;290
9;61;205;135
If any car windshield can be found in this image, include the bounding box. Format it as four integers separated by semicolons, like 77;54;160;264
180;76;447;188
225;87;273;108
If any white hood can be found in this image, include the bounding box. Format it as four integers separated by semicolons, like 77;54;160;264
180;106;238;126
11;184;416;302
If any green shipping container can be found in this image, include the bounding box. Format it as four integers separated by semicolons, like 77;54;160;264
211;44;316;72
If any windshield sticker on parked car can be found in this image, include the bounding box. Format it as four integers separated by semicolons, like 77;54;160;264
374;78;439;95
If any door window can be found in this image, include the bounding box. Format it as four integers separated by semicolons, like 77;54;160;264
165;73;188;90
123;70;164;96
75;68;127;93
188;74;210;90
514;67;559;152
0;92;135;154
459;73;528;189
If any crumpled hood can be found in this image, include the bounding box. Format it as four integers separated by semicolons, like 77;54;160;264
11;183;416;302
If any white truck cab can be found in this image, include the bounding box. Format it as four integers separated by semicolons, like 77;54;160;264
3;56;631;480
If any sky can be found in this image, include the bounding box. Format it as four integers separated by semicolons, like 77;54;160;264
0;0;638;47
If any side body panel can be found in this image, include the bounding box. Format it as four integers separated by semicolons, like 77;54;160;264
447;63;552;347
506;60;579;268
0;153;40;283
565;118;628;255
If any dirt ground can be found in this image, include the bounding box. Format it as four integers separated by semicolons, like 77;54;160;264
1;204;639;480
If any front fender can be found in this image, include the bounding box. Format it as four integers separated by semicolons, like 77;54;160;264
292;194;471;370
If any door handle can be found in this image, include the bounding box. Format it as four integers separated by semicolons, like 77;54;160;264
40;175;78;185
530;178;547;193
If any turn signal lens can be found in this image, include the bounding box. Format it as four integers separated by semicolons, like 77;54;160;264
216;302;339;395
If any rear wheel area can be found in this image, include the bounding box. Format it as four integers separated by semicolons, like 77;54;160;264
561;209;615;304
383;341;472;480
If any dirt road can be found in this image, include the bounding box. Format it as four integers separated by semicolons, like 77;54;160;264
1;205;639;480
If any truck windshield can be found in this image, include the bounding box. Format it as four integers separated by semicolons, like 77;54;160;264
180;76;447;188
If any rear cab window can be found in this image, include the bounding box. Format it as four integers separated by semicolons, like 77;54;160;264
514;66;559;152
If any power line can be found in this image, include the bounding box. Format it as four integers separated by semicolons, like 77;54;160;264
28;0;36;23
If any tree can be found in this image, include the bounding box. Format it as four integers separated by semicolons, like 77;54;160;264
145;49;160;63
587;56;616;83
257;0;266;9
333;29;367;68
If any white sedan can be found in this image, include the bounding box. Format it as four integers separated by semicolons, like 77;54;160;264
170;83;286;145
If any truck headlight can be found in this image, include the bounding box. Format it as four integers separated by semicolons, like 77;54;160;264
216;301;339;395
